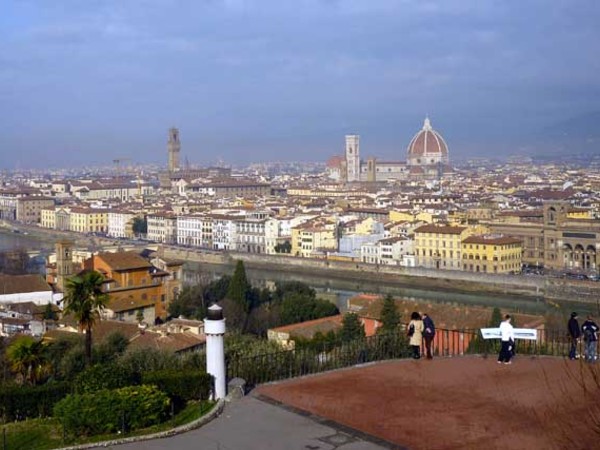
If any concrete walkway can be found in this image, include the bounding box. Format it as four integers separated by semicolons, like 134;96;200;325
109;395;389;450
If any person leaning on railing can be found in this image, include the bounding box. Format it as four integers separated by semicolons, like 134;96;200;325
568;312;581;360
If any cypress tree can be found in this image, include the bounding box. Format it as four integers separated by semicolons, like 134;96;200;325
339;313;366;342
226;260;252;312
378;294;400;334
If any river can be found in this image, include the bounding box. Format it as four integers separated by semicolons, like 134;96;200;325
1;229;595;318
182;261;597;318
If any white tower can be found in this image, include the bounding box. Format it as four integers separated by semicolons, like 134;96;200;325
345;135;360;182
205;304;226;400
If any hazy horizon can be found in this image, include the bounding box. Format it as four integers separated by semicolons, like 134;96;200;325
1;0;599;169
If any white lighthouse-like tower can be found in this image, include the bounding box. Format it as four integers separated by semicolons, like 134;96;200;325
205;304;226;399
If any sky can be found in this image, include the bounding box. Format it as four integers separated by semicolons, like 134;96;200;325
1;0;599;169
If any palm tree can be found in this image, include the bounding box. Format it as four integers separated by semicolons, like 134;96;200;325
6;335;48;385
63;270;109;365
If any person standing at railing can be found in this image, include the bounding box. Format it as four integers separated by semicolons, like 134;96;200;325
497;314;515;365
567;312;581;360
408;312;424;359
581;315;599;363
422;313;436;360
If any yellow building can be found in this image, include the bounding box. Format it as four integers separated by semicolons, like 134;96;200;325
414;224;472;270
567;208;591;219
69;208;108;233
292;219;337;258
40;208;56;229
461;235;522;274
389;210;413;222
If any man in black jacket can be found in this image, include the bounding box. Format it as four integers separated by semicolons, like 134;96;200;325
568;312;581;360
423;313;436;360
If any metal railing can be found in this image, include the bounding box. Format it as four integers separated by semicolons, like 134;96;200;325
227;328;586;388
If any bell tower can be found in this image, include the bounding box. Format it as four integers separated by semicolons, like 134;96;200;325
55;240;74;292
167;127;181;172
345;134;360;182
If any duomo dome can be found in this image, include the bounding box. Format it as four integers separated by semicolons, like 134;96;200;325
407;117;449;167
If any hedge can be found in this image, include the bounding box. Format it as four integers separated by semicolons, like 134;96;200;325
53;384;170;436
74;363;140;394
0;382;71;422
141;370;213;410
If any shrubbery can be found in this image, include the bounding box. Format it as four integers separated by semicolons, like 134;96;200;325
0;382;71;422
54;384;170;436
142;370;213;411
74;363;140;393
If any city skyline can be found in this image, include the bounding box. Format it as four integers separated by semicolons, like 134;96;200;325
1;0;599;169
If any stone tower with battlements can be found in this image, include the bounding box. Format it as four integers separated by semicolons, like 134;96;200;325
168;127;181;172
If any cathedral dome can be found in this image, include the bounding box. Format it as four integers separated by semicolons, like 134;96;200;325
407;117;449;166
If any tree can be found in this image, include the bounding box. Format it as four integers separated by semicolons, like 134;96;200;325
280;292;339;326
339;313;366;343
378;295;400;334
489;307;502;327
6;335;48;385
226;261;252;313
132;216;147;235
136;309;144;323
274;240;292;254
43;302;58;321
63;270;109;365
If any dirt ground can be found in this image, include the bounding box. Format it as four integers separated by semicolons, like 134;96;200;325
257;356;600;450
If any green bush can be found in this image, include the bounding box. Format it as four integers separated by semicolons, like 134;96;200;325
0;382;70;422
54;384;169;436
141;370;213;410
74;363;140;393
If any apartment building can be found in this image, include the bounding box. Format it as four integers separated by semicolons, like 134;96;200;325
107;210;137;239
461;235;522;274
87;252;172;321
291;218;338;258
147;213;177;244
234;216;266;253
69;207;108;234
16;197;55;224
414;224;472;270
361;236;414;266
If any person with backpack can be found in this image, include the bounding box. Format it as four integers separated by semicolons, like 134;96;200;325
568;312;581;360
422;313;436;360
408;312;424;359
581;315;599;363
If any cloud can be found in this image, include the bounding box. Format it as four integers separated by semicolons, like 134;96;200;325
1;0;599;167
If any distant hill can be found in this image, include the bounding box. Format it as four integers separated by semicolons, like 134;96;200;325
528;111;600;162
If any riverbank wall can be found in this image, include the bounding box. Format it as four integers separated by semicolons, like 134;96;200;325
163;247;546;297
4;221;600;305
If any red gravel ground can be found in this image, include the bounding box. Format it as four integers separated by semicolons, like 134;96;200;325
257;357;600;450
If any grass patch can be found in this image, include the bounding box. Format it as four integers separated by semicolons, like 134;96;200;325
1;400;216;450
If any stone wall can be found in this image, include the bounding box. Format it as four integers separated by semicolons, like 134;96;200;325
163;248;546;299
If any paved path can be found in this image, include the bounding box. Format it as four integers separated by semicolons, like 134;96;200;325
109;396;388;450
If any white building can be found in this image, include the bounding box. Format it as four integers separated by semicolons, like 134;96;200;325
107;210;137;238
0;274;61;306
177;214;204;247
211;215;238;251
361;236;415;266
147;213;177;244
235;216;267;253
